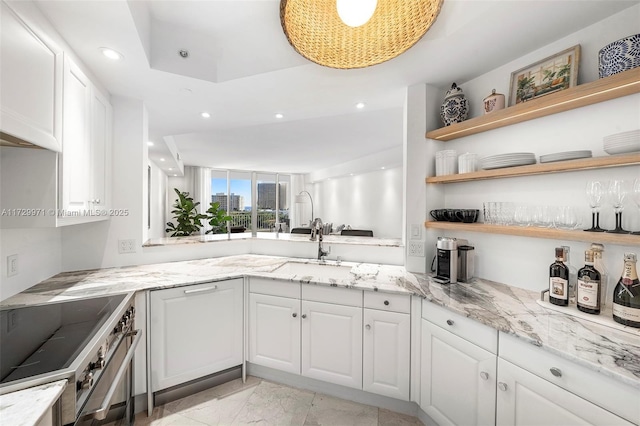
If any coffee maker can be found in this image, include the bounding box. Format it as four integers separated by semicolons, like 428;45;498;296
432;237;474;284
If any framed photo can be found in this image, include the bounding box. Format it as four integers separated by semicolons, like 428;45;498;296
508;45;580;106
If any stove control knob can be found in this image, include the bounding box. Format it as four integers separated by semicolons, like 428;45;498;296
91;352;106;370
78;372;93;390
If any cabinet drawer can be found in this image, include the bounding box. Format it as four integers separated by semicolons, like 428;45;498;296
422;300;497;354
499;332;640;425
364;292;410;313
250;277;300;299
302;285;362;307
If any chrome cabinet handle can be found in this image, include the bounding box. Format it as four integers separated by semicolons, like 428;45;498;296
80;330;142;421
184;285;218;294
384;300;389;306
498;382;508;392
95;199;101;204
365;324;371;330
302;314;307;319
550;367;562;377
292;313;297;318
480;371;489;381
446;319;454;326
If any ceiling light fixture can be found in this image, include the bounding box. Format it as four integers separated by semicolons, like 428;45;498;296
160;158;165;162
100;47;123;61
168;168;173;171
147;141;154;146
356;102;365;109
275;113;284;119
280;0;443;69
337;0;377;27
201;112;211;118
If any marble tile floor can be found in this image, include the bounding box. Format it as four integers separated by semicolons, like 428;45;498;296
129;376;424;426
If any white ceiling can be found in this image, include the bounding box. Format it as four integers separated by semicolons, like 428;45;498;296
33;0;638;175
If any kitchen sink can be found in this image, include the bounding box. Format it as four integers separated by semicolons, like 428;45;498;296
273;262;354;280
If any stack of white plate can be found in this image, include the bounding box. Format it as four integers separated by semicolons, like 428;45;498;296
603;130;640;155
539;150;592;163
480;152;536;170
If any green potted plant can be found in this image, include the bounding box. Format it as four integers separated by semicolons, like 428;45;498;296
205;201;232;234
165;188;207;236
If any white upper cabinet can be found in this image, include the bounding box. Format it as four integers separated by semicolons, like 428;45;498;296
0;0;62;151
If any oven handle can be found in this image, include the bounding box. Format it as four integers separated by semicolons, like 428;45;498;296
81;329;142;421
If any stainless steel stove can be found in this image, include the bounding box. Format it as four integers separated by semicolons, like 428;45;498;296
0;293;140;425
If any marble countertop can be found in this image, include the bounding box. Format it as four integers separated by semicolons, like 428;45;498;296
0;380;66;426
143;232;402;247
1;254;638;410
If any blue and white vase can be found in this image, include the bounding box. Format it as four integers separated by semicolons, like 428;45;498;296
440;83;469;126
598;33;640;78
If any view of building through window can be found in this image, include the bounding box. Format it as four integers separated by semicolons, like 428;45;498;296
211;171;290;232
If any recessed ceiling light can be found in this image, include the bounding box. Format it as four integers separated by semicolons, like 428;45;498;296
160;158;165;162
201;112;211;118
275;113;284;119
173;174;178;177
381;166;385;169
147;141;154;146
350;173;354;176
100;47;123;60
356;102;365;109
168;167;173;171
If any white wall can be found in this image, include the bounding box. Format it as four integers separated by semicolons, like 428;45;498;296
311;166;403;239
148;161;168;240
425;5;640;293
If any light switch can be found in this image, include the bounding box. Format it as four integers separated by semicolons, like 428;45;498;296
410;224;422;240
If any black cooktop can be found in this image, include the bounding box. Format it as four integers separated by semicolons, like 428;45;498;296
0;294;126;385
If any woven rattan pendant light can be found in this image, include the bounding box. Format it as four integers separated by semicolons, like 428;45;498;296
280;0;444;69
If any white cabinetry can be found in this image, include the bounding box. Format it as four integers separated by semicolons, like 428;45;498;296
150;279;243;392
496;358;634;426
0;0;62;151
420;302;497;426
363;293;410;400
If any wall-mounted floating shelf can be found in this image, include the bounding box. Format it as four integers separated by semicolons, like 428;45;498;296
424;221;640;245
425;67;640;141
426;154;640;184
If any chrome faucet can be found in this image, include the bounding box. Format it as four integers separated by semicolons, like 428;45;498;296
310;218;330;262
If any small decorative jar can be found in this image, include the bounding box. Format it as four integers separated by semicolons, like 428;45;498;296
440;83;469;126
482;89;505;114
598;33;640;78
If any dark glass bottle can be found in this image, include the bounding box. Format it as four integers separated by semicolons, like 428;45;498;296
613;253;640;328
549;247;569;306
577;250;601;314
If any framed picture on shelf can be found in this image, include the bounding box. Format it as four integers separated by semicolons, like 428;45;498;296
508;45;580;106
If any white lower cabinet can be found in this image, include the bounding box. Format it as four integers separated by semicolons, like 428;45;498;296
363;308;410;400
249;292;300;374
496;358;634;426
420;318;497;426
150;279;243;392
301;299;362;389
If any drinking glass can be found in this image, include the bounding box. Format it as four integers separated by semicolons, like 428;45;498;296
554;206;579;230
632;178;640;235
584;180;605;232
607;179;629;234
514;204;531;227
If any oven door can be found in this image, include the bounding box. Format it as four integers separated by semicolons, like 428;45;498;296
75;330;142;426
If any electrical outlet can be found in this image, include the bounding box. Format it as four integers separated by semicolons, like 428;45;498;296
118;239;137;254
408;241;425;257
7;254;18;277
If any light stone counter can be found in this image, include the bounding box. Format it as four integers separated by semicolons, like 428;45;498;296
0;380;66;426
1;254;638;409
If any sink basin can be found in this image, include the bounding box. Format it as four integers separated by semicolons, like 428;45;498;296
273;262;354;280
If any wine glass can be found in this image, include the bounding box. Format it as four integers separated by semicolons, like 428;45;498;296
584;180;605;232
632;178;640;235
606;179;629;234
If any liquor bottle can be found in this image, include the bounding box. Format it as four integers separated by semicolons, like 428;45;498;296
577;250;601;314
590;244;608;309
562;246;577;304
549;247;569;306
612;253;640;328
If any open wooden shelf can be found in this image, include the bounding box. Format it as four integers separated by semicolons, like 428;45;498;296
426;153;640;184
425;68;640;141
424;221;640;245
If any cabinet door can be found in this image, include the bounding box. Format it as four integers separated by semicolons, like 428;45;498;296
61;56;91;213
301;300;362;389
90;88;111;211
363;309;410;400
421;319;496;426
150;279;243;392
497;358;634;426
0;1;62;151
248;293;300;374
